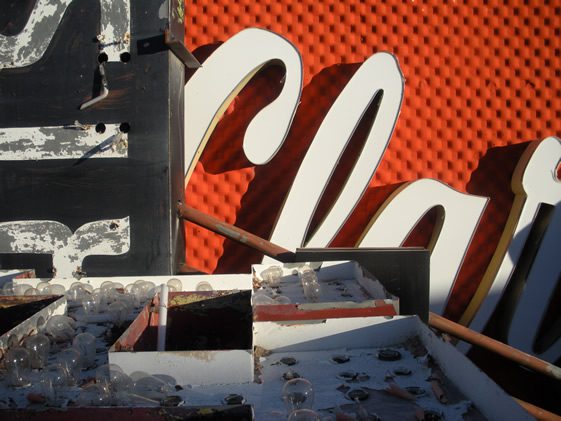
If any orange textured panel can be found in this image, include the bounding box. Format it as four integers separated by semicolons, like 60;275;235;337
184;1;561;319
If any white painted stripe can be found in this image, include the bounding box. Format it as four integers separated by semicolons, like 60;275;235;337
0;124;127;160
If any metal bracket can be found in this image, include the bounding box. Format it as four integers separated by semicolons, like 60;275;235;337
80;63;109;110
164;29;201;69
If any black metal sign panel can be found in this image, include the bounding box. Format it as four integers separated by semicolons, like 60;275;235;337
0;0;185;278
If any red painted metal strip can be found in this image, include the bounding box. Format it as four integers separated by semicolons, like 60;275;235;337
253;303;397;321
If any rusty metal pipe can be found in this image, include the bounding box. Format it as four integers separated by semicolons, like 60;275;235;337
177;203;296;263
428;312;561;382
515;398;561;421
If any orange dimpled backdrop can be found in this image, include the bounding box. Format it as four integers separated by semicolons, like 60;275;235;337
183;1;561;320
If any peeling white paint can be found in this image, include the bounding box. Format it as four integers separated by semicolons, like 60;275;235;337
0;0;130;69
0;217;130;278
0;0;71;69
99;0;131;62
0;124;127;160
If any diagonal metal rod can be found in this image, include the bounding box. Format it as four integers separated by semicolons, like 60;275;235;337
429;312;561;382
177;203;296;263
515;398;561;421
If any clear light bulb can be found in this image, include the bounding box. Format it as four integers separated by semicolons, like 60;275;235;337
260;265;284;286
126;289;141;308
282;378;315;413
56;348;82;386
45;284;66;295
112;282;124;291
82;283;94;293
302;281;321;303
166;278;183;292
252;292;275;305
275;295;292;304
104;287;121;304
36;372;56;403
298;265;314;276
93;291;109;313
288;409;321;421
66;284;87;302
130;284;144;304
112;371;134;393
82;293;99;315
24;333;51;369
36;282;51;294
2;281;14;295
118;293;137;312
72;332;96;369
131;280;155;302
132;374;173;401
12;283;32;295
95;363;123;386
100;281;115;293
195;281;213;291
45;314;75;342
95;364;134;402
45;363;71;388
76;383;111;406
100;282;119;304
140;281;156;300
45;315;75;342
108;301;128;326
300;271;321;303
129;370;150;382
24;287;40;296
35;316;47;334
5;347;32;387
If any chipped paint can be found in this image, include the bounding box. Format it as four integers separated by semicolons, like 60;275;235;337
99;0;131;61
0;124;127;160
0;0;130;69
0;217;130;278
